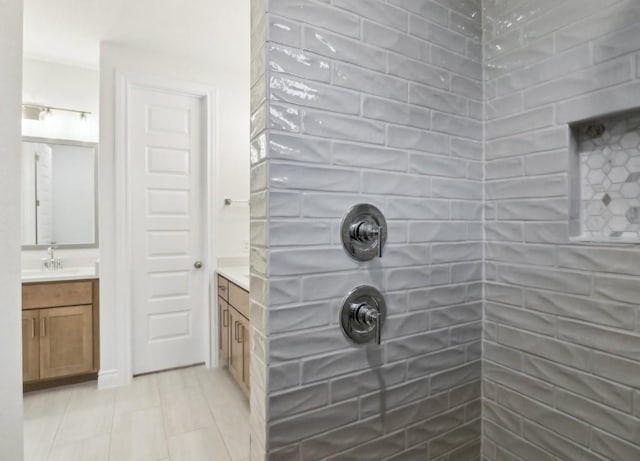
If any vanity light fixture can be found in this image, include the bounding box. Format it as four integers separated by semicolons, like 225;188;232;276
22;103;92;122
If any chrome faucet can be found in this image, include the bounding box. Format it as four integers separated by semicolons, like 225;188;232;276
42;243;62;270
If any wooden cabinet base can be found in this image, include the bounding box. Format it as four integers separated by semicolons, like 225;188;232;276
24;372;98;393
22;279;100;390
217;274;250;396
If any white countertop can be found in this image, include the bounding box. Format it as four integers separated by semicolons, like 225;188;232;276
217;266;250;291
22;266;98;283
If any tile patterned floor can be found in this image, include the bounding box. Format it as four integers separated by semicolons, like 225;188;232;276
23;366;250;461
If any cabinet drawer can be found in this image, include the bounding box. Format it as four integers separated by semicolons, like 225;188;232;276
217;275;229;301
228;282;249;318
23;281;93;310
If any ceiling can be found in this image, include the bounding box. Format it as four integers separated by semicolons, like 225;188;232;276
23;0;249;69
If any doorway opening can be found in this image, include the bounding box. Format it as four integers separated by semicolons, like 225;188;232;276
20;1;251;460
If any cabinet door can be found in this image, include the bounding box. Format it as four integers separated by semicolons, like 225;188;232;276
228;308;244;389
218;298;230;366
22;310;40;382
40;305;93;379
238;314;250;391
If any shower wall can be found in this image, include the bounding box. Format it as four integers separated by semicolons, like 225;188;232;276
249;0;268;457
250;0;484;459
482;1;640;460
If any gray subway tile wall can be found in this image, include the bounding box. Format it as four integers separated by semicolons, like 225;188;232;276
250;0;269;457
249;0;640;460
251;0;482;459
483;1;640;461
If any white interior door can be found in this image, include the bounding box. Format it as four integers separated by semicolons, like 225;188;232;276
129;84;206;375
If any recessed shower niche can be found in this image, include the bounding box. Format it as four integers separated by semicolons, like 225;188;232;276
570;111;640;242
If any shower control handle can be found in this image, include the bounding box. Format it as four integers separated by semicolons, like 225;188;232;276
350;222;383;258
340;285;386;345
350;302;381;345
341;204;387;261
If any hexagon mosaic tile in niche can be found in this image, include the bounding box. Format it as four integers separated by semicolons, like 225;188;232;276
580;114;640;241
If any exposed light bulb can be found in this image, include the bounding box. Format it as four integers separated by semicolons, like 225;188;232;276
38;107;52;121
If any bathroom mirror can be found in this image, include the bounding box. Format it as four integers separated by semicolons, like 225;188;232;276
21;137;98;248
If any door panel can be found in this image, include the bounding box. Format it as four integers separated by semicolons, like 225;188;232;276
147;231;189;257
146;189;189;215
148;310;191;341
148;271;190;298
22;310;40;382
40;305;93;379
130;85;205;374
147;147;190;175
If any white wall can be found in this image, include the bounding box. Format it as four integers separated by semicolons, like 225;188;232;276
22;58;99;142
0;0;25;458
99;40;250;386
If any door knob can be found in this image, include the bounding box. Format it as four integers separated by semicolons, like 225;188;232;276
194;261;203;269
340;285;386;345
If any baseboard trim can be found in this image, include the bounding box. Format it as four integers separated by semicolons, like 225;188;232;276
98;368;128;389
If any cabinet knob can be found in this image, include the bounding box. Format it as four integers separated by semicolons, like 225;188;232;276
194;261;203;269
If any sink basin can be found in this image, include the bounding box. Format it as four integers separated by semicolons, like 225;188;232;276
23;268;79;275
21;267;96;282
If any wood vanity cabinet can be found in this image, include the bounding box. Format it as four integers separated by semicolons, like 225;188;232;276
21;279;99;390
217;274;249;396
227;307;244;389
21;310;40;382
218;298;229;367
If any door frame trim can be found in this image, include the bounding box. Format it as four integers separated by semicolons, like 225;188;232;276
111;72;218;385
